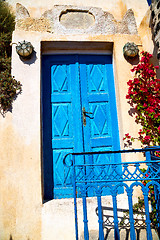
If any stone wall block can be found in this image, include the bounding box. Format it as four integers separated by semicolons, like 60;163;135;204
122;9;138;35
16;3;30;20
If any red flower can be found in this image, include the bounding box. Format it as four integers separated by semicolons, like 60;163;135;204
134;78;140;84
146;107;155;113
126;94;130;99
127;80;133;86
154;66;159;69
125;133;131;139
131;68;135;72
144;135;151;141
143;103;147;107
138;129;144;135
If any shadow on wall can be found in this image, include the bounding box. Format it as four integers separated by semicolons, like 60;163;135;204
124;55;140;65
19;50;37;65
9;235;30;240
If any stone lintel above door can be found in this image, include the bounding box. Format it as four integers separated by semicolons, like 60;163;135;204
16;4;138;35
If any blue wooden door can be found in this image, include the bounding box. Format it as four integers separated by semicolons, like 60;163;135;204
42;54;120;199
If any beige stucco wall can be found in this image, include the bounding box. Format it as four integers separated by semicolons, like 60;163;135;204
0;0;156;239
0;31;42;240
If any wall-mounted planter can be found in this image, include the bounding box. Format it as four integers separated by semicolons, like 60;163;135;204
16;40;34;59
123;42;139;58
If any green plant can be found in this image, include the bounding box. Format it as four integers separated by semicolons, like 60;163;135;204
0;0;22;113
0;0;15;58
0;70;21;111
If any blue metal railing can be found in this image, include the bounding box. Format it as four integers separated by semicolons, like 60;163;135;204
63;147;160;240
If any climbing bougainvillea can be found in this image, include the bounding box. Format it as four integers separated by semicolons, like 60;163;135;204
123;52;160;233
123;51;160;154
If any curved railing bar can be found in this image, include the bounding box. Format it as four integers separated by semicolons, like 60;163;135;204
63;146;160;165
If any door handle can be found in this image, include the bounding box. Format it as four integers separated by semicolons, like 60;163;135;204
82;107;93;126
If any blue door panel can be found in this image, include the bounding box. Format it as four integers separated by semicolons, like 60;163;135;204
42;55;83;199
42;54;121;199
50;56;83;198
78;55;122;196
79;55;115;152
53;149;73;198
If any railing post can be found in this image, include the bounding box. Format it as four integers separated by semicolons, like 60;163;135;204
96;189;104;240
112;189;120;240
73;155;79;240
156;186;160;235
142;185;153;240
126;187;136;240
82;186;89;240
145;149;151;162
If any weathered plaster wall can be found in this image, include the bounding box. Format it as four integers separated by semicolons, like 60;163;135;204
15;4;138;35
7;0;149;26
0;0;155;240
7;0;125;19
122;0;149;27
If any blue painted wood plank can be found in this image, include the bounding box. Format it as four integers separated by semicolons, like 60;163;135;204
88;93;109;102
52;139;74;148
90;137;112;147
51;93;72;103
